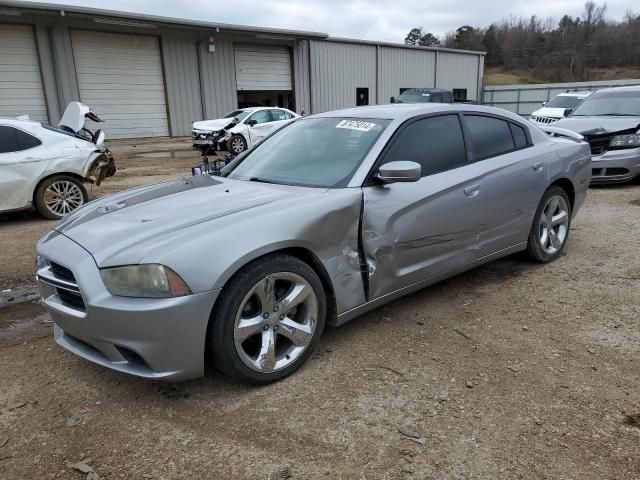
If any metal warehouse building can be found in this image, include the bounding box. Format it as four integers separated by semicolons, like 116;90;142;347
0;1;485;139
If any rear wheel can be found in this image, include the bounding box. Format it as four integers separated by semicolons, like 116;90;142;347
34;175;88;220
527;186;572;262
209;254;326;385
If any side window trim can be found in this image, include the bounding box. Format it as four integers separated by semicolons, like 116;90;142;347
363;112;470;186
461;113;533;163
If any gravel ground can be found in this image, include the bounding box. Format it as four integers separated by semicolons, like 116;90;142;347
0;141;639;479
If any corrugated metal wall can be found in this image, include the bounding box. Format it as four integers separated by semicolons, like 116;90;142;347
309;40;377;113
435;51;480;101
0;10;484;138
378;46;436;104
198;38;238;121
292;40;311;115
162;33;203;136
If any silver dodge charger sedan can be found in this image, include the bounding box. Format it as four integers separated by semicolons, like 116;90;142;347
36;104;591;385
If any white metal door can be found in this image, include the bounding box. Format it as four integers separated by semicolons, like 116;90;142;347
71;30;169;139
234;44;292;91
0;25;48;122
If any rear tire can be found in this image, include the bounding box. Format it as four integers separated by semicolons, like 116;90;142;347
527;186;572;263
209;254;326;385
34;175;88;220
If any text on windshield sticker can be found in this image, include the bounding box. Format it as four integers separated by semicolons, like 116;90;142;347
336;120;376;132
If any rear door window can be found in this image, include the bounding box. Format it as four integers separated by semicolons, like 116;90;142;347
464;115;515;160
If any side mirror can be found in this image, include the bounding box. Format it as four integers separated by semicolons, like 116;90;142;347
93;129;105;146
542;101;547;106
377;161;421;183
390;96;395;103
247;119;257;127
563;108;573;117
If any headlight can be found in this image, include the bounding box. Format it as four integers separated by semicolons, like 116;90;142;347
35;254;50;271
100;264;191;298
610;133;640;148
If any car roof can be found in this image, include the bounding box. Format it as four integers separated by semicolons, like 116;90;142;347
556;91;593;97
590;85;640;94
238;106;292;112
309;103;527;123
0;117;41;127
401;88;451;93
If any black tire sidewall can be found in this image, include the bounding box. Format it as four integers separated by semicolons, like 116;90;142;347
209;254;326;385
34;175;88;220
527;186;572;263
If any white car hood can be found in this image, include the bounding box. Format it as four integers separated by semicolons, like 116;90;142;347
531;107;568;119
192;119;235;132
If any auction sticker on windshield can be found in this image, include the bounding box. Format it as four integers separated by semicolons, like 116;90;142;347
336;120;376;132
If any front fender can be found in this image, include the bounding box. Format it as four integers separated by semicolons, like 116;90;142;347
143;188;367;315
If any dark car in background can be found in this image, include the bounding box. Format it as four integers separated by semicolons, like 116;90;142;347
390;88;454;104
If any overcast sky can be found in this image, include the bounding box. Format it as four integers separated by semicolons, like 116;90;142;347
17;0;635;41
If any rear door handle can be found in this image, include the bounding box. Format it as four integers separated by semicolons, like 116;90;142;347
464;184;480;197
533;161;545;172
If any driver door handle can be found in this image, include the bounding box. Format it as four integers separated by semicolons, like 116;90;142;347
464;184;480;197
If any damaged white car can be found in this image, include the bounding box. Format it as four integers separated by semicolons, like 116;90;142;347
192;107;299;155
0;102;115;220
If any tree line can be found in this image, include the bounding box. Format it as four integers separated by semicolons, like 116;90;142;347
404;2;640;82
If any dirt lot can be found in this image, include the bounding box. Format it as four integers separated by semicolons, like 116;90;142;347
1;141;639;479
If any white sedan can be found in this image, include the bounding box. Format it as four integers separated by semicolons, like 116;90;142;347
0;102;115;220
192;107;299;155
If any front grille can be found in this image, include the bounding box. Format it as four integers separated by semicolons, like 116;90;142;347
534;116;559;125
584;134;612;155
50;262;75;282
607;167;629;176
57;288;86;310
38;260;86;312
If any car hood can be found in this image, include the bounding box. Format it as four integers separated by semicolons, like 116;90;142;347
56;175;324;267
555;116;640;135
192;119;234;132
531;107;568;118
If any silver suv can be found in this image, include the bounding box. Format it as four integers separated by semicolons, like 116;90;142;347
554;86;640;184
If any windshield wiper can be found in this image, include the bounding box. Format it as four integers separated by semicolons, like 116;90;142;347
249;177;279;185
598;113;637;116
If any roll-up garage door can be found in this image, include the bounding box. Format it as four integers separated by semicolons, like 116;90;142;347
0;25;48;122
234;44;292;91
71;30;169;139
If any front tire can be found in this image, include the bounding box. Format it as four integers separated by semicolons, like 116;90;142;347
527;186;572;263
227;135;247;155
209;254;326;385
34;175;88;220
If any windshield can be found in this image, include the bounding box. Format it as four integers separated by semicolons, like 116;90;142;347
227;117;390;188
571;90;640;117
223;110;252;121
545;96;583;109
396;91;431;103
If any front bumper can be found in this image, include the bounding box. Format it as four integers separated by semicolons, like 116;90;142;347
191;130;230;152
36;231;220;381
590;147;640;184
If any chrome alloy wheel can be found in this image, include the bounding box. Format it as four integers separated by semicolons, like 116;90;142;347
231;137;245;153
539;194;569;255
44;180;84;217
234;272;318;373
